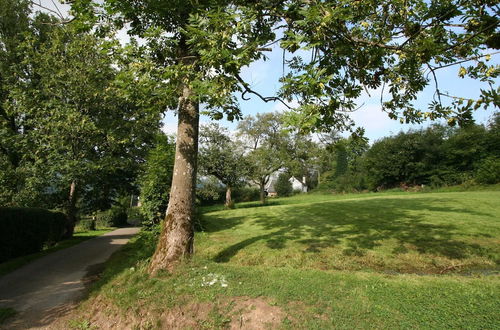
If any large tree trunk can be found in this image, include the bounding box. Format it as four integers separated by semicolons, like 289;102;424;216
149;81;199;274
224;185;233;209
64;180;77;239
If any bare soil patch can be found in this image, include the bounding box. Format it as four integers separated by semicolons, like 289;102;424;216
54;295;287;329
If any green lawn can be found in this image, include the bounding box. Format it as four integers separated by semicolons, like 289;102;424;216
198;191;500;274
0;228;113;277
71;191;500;329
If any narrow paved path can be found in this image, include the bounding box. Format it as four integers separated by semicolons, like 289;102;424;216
0;227;139;329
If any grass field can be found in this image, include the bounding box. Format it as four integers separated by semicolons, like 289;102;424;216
68;190;500;329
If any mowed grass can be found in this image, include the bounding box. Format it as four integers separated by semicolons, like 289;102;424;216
74;190;500;329
197;191;500;274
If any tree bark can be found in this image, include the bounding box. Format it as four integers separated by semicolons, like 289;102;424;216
64;180;77;239
224;185;233;208
259;181;266;204
149;80;199;274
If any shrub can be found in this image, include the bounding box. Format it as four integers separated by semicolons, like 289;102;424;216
475;157;500;184
0;207;68;262
96;207;128;227
317;171;337;191
195;177;225;206
275;173;293;197
232;187;260;202
77;218;96;231
127;207;145;226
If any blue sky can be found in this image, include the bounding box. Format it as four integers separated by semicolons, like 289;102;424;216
162;42;498;143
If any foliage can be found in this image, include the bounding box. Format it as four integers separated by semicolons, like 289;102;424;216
0;1;60;208
475;156;500;184
285;132;320;190
196;177;226;206
127;207;145;226
96;207;128;228
199;123;248;206
237;112;293;202
0;2;162;230
317;134;369;192
77;219;96;231
138;133;176;224
0;207;67;262
362;123;499;190
72;0;499;132
275;173;293;197
232;187;261;203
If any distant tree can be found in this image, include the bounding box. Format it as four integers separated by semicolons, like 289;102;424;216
275;173;293;197
199;123;247;208
238;113;292;204
286;132;320;190
139;133;176;225
364;127;447;189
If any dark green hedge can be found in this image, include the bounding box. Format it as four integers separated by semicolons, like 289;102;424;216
0;207;68;263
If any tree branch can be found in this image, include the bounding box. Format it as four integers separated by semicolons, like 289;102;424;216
235;74;292;109
430;51;500;71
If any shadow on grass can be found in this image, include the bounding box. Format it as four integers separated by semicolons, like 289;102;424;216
211;197;497;263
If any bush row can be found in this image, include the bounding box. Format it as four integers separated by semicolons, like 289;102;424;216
0;207;68;262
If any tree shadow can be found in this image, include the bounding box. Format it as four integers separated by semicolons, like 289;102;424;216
212;197;497;264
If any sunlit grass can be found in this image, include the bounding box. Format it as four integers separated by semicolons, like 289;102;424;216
198;191;500;274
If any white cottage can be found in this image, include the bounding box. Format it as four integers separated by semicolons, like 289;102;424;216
265;169;308;195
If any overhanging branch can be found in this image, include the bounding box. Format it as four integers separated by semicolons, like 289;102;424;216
235;74;292;109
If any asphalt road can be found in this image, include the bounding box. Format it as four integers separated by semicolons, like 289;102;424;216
0;227;139;329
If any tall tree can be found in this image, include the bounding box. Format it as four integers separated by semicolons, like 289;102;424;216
238;113;292;203
0;1;60;206
199;123;247;208
71;0;499;273
15;27;161;236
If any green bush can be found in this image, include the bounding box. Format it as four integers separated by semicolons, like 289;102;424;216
317;171;337;191
475;157;500;184
232;187;260;202
275;173;293;197
77;218;96;231
195;177;225;206
0;207;68;262
127;207;145;226
96;207;128;227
